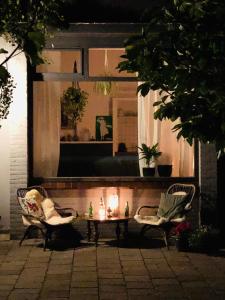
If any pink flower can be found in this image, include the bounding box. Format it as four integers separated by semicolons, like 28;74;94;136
174;221;192;236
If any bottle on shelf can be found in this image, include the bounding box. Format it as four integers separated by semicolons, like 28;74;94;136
124;201;129;217
88;201;93;218
99;197;106;218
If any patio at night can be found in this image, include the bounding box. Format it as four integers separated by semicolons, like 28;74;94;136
1;1;225;299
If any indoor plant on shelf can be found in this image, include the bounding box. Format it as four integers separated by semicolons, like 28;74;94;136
61;61;88;140
157;154;173;177
138;143;161;176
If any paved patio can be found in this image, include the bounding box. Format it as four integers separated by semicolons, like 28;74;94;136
0;238;225;300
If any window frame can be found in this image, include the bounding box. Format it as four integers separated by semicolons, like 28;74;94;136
28;23;199;186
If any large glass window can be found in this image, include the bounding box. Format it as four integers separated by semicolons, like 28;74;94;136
33;47;195;178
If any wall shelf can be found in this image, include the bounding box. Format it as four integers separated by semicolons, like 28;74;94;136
60;141;113;144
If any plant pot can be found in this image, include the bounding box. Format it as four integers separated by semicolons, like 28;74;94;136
143;167;155;177
158;165;172;177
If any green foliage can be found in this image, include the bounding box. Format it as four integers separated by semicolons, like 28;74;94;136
118;0;225;154
0;73;15;127
188;226;220;253
61;86;88;124
0;0;67;124
138;143;161;166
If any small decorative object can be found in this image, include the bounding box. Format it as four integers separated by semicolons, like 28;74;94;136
61;60;88;140
173;221;192;251
124;201;129;217
138;143;161;176
96;116;112;141
99;197;106;219
107;206;112;218
88;201;93;218
108;194;119;217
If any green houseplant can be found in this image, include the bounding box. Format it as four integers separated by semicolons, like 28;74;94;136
61;61;88;140
138;143;161;176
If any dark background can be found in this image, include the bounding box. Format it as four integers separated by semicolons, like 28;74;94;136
61;0;165;22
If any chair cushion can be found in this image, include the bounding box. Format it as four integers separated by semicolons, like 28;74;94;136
157;193;187;220
18;194;43;219
41;198;75;225
41;198;60;220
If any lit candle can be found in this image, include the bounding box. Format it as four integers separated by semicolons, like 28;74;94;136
108;194;119;217
99;197;106;219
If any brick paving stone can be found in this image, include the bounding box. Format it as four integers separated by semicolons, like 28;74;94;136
99;278;125;285
124;275;150;282
72;271;97;281
40;289;70;298
70;295;98;300
98;273;123;279
0;275;18;285
127;288;156;296
100;293;127;300
100;285;127;293
72;266;96;272
152;278;180;286
126;281;153;289
70;288;98;295
98;267;122;274
71;281;98;288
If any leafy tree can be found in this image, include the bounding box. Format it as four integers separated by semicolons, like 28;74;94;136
118;0;225;154
0;0;66;125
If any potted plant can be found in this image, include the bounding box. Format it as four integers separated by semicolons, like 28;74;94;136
61;61;88;140
157;154;173;177
138;143;161;176
188;225;220;253
173;221;192;251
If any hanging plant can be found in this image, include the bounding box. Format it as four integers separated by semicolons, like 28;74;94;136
61;60;88;139
61;85;88;124
94;50;117;96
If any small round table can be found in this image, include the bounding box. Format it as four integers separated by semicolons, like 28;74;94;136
86;215;131;247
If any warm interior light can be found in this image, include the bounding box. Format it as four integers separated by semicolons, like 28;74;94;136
108;194;119;216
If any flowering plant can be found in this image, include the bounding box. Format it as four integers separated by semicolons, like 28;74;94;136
173;221;192;251
174;221;192;237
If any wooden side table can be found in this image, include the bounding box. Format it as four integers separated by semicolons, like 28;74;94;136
86;215;131;247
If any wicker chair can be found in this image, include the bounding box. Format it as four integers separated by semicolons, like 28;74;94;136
134;183;196;249
17;185;76;250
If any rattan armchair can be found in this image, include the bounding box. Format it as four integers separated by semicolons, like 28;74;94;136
17;185;76;250
134;183;196;249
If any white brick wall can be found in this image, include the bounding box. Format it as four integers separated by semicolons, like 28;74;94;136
2;38;28;238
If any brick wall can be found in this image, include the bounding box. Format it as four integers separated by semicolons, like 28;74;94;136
8;48;28;239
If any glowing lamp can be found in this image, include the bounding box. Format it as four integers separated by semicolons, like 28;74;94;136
108;194;119;217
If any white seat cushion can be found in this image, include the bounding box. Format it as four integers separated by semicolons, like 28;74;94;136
134;214;168;225
45;215;75;226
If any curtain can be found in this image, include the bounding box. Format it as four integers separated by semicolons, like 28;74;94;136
138;89;194;177
33;81;61;177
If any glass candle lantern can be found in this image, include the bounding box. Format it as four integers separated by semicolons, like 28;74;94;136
108;194;119;217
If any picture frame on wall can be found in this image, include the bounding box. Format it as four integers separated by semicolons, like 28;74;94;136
96;116;112;141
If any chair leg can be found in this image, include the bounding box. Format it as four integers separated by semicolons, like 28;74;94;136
44;227;53;251
20;227;32;246
140;224;150;236
162;229;169;250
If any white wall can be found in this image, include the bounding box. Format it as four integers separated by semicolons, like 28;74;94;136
0;119;10;230
0;37;27;233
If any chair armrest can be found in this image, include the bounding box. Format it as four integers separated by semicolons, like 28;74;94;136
22;212;45;223
55;206;75;211
135;205;159;215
